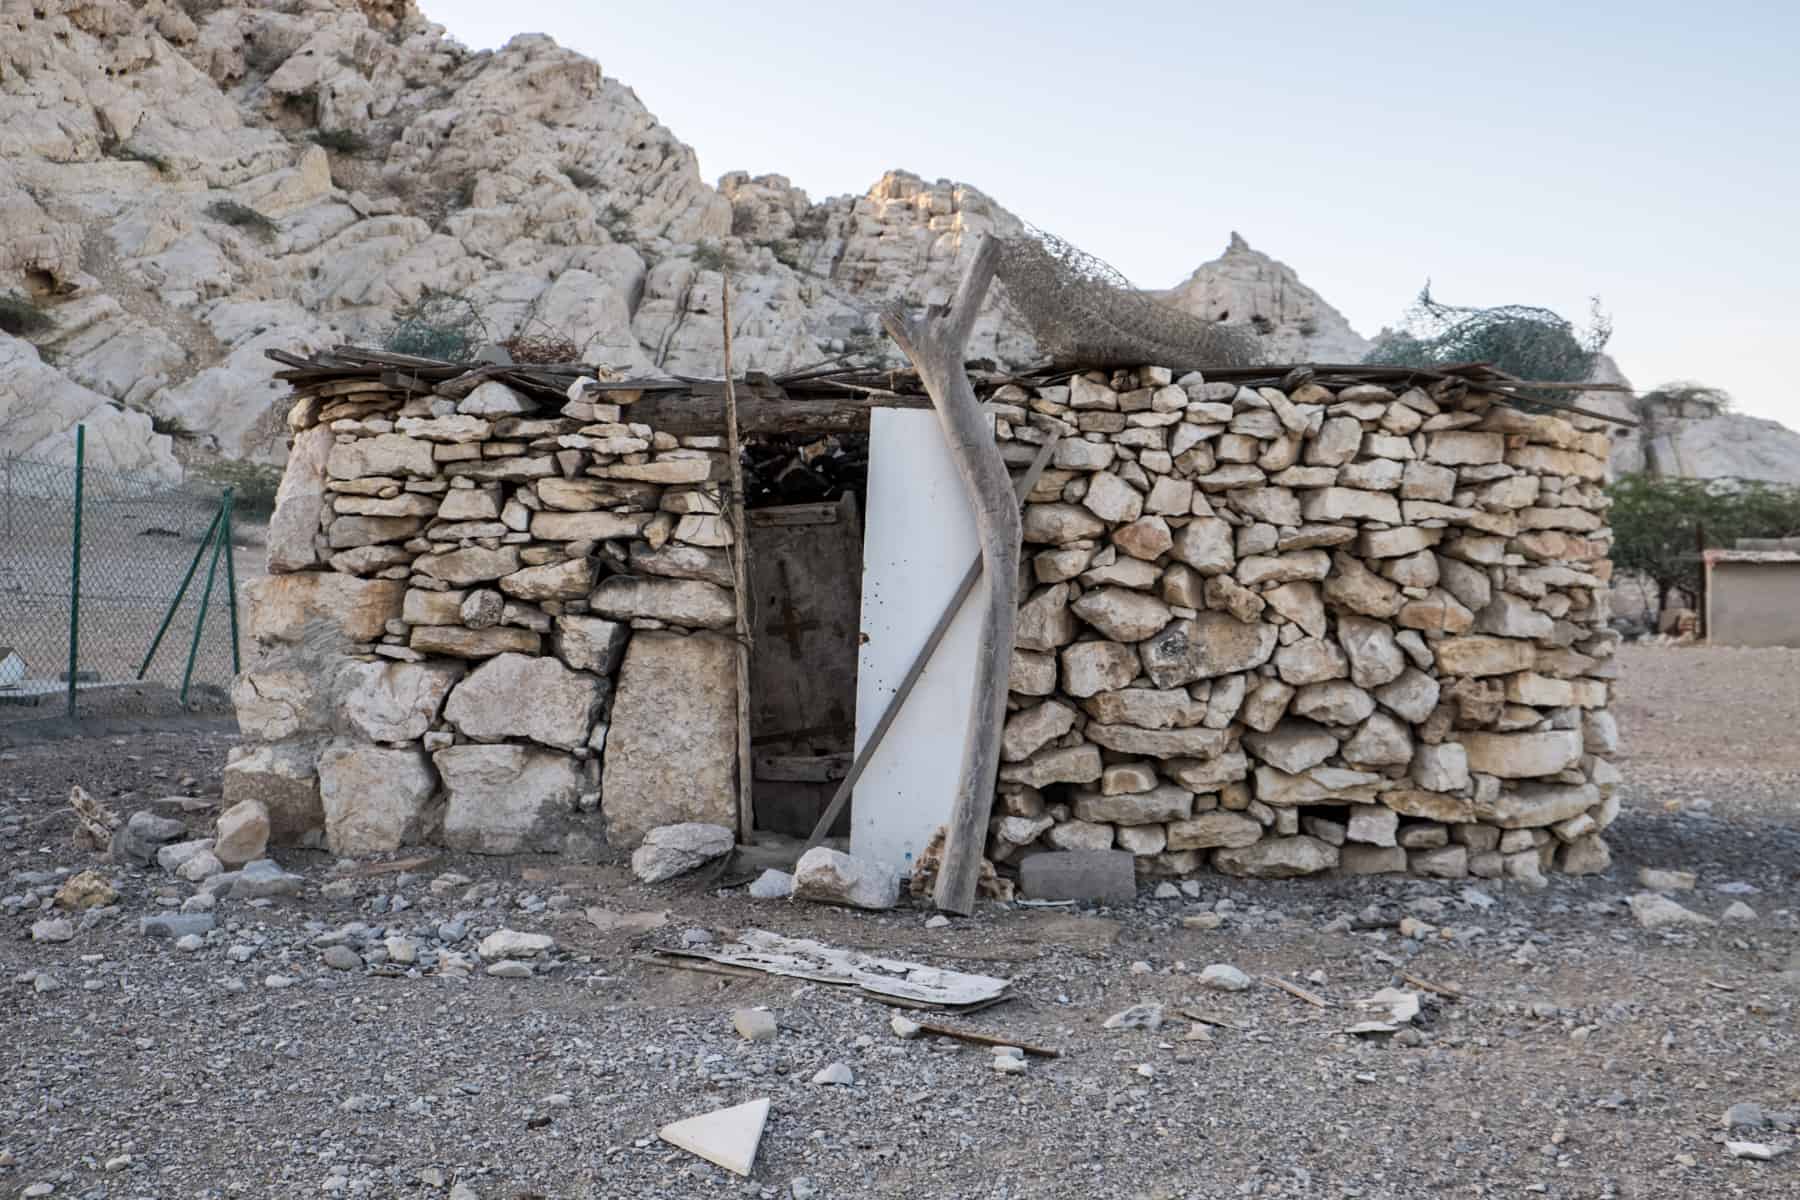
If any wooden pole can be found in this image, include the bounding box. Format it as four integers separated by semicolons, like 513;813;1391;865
1695;520;1707;639
800;437;1058;854
879;238;1020;915
721;274;755;845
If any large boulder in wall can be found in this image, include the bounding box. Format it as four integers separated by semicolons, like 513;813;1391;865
242;573;405;647
601;632;737;846
436;744;588;854
220;740;325;844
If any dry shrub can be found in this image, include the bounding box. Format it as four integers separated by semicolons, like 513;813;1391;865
500;331;580;365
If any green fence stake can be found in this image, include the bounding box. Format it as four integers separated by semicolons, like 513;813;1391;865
179;515;227;710
221;487;241;675
138;501;223;680
66;426;85;720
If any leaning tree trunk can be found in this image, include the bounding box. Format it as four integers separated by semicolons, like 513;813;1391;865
880;238;1021;916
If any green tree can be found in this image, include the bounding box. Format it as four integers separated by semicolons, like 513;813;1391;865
1639;379;1732;415
1607;474;1800;618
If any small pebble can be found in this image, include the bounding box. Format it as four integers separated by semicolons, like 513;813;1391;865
811;1062;853;1086
31;918;74;943
1199;963;1252;992
732;1008;778;1043
322;945;362;971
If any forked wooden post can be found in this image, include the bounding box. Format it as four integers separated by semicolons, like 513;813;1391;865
879;238;1020;915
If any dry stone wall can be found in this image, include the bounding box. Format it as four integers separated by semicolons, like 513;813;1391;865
226;376;741;856
230;353;1621;888
987;367;1621;884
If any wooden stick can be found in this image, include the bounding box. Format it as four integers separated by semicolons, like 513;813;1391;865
335;854;438;878
799;437;1059;853
721;273;755;846
1475;388;1641;428
879;241;1020;915
1261;975;1330;1008
626;389;935;436
1400;972;1467;1001
1179;1008;1249;1030
908;1019;1062;1058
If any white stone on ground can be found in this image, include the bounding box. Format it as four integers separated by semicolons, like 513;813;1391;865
1198;963;1252;992
791;847;900;911
630;822;734;884
477;930;555;959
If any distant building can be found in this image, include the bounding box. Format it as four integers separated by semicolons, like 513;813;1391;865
1705;543;1800;648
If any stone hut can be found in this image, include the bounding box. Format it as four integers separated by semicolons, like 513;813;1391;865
226;349;1622;886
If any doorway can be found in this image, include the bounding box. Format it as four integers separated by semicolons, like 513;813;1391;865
742;433;866;837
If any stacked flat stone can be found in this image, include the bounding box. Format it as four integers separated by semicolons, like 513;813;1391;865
224;377;740;856
986;366;1620;882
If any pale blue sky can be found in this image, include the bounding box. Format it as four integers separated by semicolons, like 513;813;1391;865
427;0;1797;425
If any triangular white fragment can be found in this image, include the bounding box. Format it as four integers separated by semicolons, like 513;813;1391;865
657;1098;770;1177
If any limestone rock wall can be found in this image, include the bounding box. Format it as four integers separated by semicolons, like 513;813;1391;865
226;374;739;856
987;367;1621;883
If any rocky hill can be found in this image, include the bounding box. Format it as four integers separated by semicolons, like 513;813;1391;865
1157;234;1370;364
2;0;1796;488
0;0;1393;480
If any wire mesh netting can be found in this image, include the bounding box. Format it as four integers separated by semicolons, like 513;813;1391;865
0;446;242;722
1360;286;1613;408
995;225;1263;372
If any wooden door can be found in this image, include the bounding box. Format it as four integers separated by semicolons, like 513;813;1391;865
746;494;862;835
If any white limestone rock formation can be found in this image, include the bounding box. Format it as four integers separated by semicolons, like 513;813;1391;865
0;0;1045;469
0;333;181;480
1159;233;1372;364
1579;357;1800;484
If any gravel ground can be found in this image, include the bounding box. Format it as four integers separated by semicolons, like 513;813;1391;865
2;647;1797;1200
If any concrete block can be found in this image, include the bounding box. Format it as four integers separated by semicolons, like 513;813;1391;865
1018;849;1136;905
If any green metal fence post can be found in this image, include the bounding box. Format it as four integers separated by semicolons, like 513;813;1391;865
137;502;223;680
179;518;226;710
221;487;241;675
66;426;85;720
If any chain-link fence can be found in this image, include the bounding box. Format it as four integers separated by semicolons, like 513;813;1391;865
0;427;242;723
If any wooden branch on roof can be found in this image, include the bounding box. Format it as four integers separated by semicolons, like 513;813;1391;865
265;344;1639;434
627;390;932;436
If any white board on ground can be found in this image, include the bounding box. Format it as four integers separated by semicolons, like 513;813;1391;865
658;1097;770;1176
851;407;986;876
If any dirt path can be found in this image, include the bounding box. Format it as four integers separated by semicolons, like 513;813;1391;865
1;648;1795;1198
